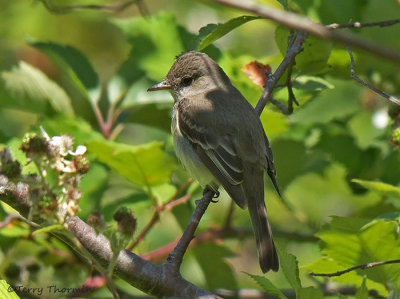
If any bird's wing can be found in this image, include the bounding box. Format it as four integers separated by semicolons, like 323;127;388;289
263;132;280;196
176;97;247;208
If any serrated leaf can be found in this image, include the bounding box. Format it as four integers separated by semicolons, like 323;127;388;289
305;256;387;296
316;217;400;291
246;273;287;298
277;246;302;292
352;179;400;199
199;16;261;50
28;39;100;104
1;62;73;115
0;280;20;299
87;140;177;187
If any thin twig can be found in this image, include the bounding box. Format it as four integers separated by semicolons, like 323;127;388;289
327;19;400;30
255;32;307;115
127;179;193;250
165;189;215;274
285;32;299;114
141;226;316;263
212;0;400;63
126;194;191;250
346;47;400;106
310;259;400;277
270;97;289;113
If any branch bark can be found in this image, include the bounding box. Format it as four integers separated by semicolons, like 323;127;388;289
310;259;400;277
346;47;400;106
0;179;220;298
212;0;400;64
255;31;306;115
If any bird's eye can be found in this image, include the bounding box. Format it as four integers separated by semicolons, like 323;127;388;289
181;77;193;87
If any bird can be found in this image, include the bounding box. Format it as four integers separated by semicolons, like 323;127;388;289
148;51;279;273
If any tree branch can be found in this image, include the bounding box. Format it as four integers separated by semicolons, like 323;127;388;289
255;31;306;115
310;259;400;277
0;177;220;298
327;19;400;30
211;0;400;63
165;189;216;274
346;47;400;106
141;226;316;263
127;192;191;250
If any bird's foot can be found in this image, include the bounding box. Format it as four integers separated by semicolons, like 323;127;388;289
203;187;220;203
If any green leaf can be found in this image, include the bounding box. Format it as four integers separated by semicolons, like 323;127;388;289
293;76;334;91
352;179;400;199
109;13;201;107
284;163;380;224
355;278;368;299
277;246;302;292
347;111;387;151
0;224;29;238
121;101;172;132
260;109;288;141
1;62;73;115
246;273;287;298
32;224;63;236
41;115;104;145
289;79;362;125
28;39;100;104
78;162;110;219
192;244;237;289
198;16;261;50
276;26;331;74
315;217;400;292
0;280;20;299
87;140;177;188
112;13;186;82
298;287;323;299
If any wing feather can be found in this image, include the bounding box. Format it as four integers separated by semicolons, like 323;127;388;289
177;98;247;208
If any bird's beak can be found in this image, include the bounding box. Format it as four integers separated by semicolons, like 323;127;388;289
147;80;172;92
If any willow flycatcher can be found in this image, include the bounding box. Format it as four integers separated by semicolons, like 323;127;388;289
148;51;279;272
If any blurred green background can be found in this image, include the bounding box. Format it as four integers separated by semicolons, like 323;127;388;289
1;0;400;297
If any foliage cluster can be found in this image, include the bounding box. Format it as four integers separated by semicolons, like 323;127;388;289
0;0;400;298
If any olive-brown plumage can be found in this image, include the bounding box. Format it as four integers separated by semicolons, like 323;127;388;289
148;51;279;272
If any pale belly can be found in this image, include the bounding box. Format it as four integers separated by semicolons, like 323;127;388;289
172;109;218;190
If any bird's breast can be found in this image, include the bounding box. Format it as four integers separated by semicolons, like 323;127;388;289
172;105;217;189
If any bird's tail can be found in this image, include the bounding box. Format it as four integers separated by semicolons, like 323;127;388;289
245;167;279;273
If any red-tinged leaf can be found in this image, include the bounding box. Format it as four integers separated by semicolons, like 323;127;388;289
241;61;272;87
